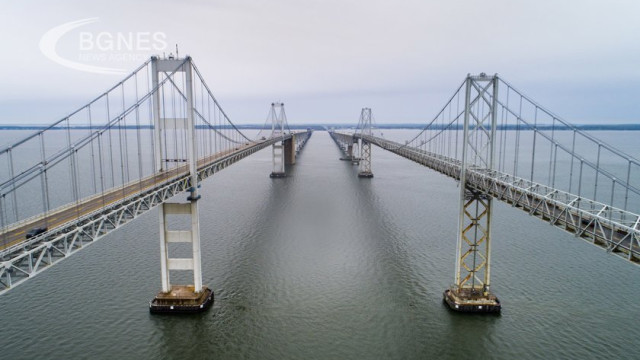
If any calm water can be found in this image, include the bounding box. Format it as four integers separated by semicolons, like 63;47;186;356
1;131;639;359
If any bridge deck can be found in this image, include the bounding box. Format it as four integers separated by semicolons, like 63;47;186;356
0;132;312;294
333;132;640;265
1;139;272;252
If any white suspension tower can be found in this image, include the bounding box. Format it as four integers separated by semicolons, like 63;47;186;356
270;102;287;178
149;55;213;313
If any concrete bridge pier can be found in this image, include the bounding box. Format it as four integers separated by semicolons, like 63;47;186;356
339;137;356;162
150;199;213;313
149;56;213;314
351;141;359;165
284;135;296;165
270;140;286;178
271;135;296;178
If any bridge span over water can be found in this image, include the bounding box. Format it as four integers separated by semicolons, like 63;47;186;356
0;56;311;311
329;74;639;312
0;61;638;314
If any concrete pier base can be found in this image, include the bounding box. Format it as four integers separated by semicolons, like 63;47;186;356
443;288;500;313
357;171;374;178
270;172;287;178
150;285;214;314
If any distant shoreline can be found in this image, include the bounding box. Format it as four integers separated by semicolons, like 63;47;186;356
0;124;639;131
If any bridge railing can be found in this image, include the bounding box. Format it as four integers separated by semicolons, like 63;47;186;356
360;134;640;263
373;75;640;217
0;57;255;249
0;59;160;239
495;78;640;215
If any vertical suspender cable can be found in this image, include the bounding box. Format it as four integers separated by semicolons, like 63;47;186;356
88;106;97;194
97;131;106;209
106;95;115;188
8;149;18;222
118;86;126;199
513;95;522;178
530;107;538;183
39;132;50;228
569;130;576;194
121;84;131;184
594;144;601;201
134;70;143;191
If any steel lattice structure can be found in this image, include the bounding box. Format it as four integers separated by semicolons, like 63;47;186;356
331;73;639;312
331;73;640;267
330;133;640;264
356;108;373;178
0;56;311;295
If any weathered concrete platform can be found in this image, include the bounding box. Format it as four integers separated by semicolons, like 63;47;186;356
358;172;374;178
150;285;214;314
443;288;501;314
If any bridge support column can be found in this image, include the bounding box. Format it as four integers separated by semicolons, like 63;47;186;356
351;141;359;165
151;200;213;313
339;138;356;162
443;189;500;313
357;108;373;177
358;139;373;178
284;135;296;165
269;102;287;178
444;73;500;313
270;141;286;178
150;56;213;314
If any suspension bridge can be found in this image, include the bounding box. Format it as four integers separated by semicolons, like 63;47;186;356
0;61;638;314
0;55;311;312
330;74;640;312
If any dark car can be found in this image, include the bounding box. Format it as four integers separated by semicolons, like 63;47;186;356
26;227;47;239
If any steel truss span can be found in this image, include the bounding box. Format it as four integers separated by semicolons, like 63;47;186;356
331;73;639;267
0;136;304;295
331;74;639;312
0;55;312;295
363;135;640;264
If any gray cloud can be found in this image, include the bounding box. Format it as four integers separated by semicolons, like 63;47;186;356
1;0;638;124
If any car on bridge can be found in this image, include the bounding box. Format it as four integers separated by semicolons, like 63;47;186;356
25;227;47;239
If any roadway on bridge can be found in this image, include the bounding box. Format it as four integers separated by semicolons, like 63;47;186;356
343;132;640;264
0;141;265;251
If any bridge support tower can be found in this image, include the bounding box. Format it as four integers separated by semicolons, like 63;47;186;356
443;74;500;313
284;134;296;165
270;102;288;178
339;137;356;162
351;140;359;165
149;56;213;313
358;108;373;178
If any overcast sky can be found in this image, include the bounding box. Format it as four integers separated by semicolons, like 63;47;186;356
1;0;639;125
